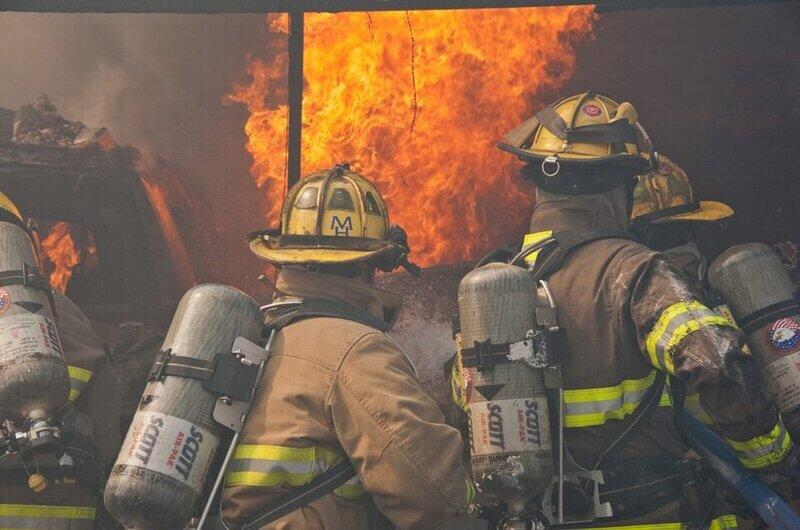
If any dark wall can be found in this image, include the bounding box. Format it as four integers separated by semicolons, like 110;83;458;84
560;2;800;257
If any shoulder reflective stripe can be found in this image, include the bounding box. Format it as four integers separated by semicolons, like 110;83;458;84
581;514;737;529
450;359;468;412
0;503;96;529
563;370;671;428
522;230;554;265
725;422;792;470
226;444;349;488
684;392;713;425
465;478;476;506
67;366;92;403
709;515;739;529
646;301;734;374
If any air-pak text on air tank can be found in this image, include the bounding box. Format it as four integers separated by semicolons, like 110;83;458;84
118;411;219;493
468;397;552;455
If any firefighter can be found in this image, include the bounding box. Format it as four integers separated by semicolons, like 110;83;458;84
0;190;122;529
496;92;796;528
221;165;473;529
630;154;734;294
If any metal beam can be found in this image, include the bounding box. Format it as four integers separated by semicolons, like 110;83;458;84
0;0;791;13
287;11;304;187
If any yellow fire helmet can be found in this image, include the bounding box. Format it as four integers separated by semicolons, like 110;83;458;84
498;92;658;193
0;190;24;228
249;164;419;274
632;155;734;224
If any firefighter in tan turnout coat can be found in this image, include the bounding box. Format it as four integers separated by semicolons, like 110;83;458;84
493;93;796;528
221;165;473;529
0;190;121;530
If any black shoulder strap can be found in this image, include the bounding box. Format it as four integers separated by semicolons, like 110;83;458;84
529;228;636;281
267;297;390;333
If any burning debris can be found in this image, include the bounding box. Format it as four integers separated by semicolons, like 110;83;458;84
3;94;116;150
41;221;98;293
0;97;204;321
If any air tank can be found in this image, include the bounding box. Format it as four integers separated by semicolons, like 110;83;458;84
457;262;553;513
0;221;69;424
709;243;800;440
104;284;264;529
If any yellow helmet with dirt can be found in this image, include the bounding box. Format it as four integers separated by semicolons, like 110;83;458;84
0;190;24;228
498;92;657;192
632;155;733;224
249;164;417;272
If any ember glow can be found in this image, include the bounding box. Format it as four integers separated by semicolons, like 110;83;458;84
229;8;595;266
139;176;197;290
41;222;98;293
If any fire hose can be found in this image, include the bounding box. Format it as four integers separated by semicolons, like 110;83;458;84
682;412;800;530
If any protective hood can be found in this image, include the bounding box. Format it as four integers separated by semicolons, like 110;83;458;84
528;183;631;233
265;267;403;331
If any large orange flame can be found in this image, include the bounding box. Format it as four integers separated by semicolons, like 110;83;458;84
229;8;595;266
41;222;98;293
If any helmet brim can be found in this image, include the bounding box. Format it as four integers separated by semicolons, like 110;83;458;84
249;236;392;265
650;200;734;224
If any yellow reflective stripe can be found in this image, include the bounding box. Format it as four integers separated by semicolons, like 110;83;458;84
67;366;92;383
232;444;340;465
709;515;739;529
725;423;792;470
450;357;468;412
684;392;713;425
646;301;734;374
67;366;92;403
226;444;347;489
582;514;737;529
226;470;315;487
0;504;95;519
522;230;554;265
333;483;367;500
465;478;476;506
563;371;671;428
659;386;673;407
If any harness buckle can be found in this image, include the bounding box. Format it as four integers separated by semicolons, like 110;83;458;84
542;156;561;177
148;348;172;382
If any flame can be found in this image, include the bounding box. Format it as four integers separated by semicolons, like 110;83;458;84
139;176;197;290
229;8;595;266
41;222;98;293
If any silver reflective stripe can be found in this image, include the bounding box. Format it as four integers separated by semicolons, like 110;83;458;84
652;308;716;363
0;504;95;529
563;386;650;416
227;457;326;475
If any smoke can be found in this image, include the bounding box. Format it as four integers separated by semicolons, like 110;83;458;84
0;13;274;292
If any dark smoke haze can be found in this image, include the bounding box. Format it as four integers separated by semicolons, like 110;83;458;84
0;13;269;238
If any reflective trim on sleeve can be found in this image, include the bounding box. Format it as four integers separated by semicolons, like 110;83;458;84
67;366;92;403
225;444;367;500
584;513;737;529
645;301;734;374
684;392;713;425
563;370;671;428
725;422;792;470
450;356;469;412
0;503;96;529
466;478;476;506
522;230;554;265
